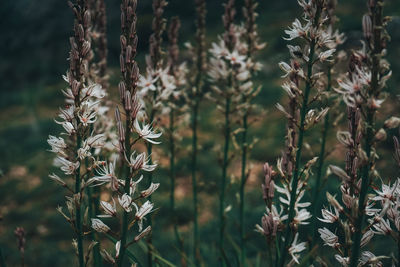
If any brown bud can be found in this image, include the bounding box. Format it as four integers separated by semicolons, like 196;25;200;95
362;14;372;40
83;10;91;28
124;90;132;111
120;55;126;73
71;80;81;96
118;82;126;102
77;24;85;42
125;45;132;64
120;35;127;51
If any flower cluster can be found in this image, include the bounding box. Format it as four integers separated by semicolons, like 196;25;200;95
319;1;398;265
86;0;161;265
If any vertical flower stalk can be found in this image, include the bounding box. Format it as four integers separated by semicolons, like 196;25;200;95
309;0;345;249
88;0;161;266
319;0;393;265
47;1;104;265
270;0;336;265
89;0;108;90
187;0;207;264
347;0;391;265
137;1;171;265
209;0;237;262
237;0;265;265
166;16;187;260
116;0;140;265
86;1;109;266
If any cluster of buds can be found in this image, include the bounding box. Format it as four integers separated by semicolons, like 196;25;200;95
138;0;181;116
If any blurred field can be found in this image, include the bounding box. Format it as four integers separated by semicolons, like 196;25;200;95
0;0;400;265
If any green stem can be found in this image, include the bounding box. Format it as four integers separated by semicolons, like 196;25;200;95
87;186;102;267
239;113;248;267
349;1;382;265
170;110;184;256
86;137;102;267
219;96;231;265
192;99;200;266
75;134;84;267
117;117;132;267
310;67;332;246
278;7;321;265
0;248;5;267
147;99;156;267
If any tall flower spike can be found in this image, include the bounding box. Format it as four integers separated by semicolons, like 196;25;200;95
238;1;265;264
82;0;159;266
187;0;207;264
47;0;109;266
136;1;168;265
266;0;340;265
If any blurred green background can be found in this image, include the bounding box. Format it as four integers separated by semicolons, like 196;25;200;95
0;0;400;266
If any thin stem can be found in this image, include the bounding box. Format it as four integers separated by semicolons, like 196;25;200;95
147;100;156;267
170;110;184;255
239;112;248;267
0;248;5;267
220;96;231;265
310;67;332;244
192;99;200;266
75;134;84;267
349;1;383;265
117;117;132;267
279;7;321;265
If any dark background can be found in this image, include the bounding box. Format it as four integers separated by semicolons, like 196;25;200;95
0;0;399;266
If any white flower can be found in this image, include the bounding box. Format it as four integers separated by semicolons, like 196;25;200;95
99;199;117;218
54;156;80;175
86;134;106;148
138;73;158;95
361;230;374;247
91;218;110;233
318;49;336;62
225;50;246;66
359;251;388;266
372;179;399;202
115;241;121;259
58;105;75;122
134;201;154;221
57;121;75;135
82;84;105;99
89;160;119;191
47;135;67;156
118;194;132;212
77;142;91;160
294;209;312;225
129;152;157;171
210;40;228;58
134;226;152;242
49;173;66;186
133;119;162;144
288;233;306;264
318;227;338;247
372;218;392;235
335;255;349;266
141;183;160;198
283;19;310;40
78;101;99;126
319;206;339;223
